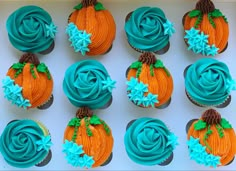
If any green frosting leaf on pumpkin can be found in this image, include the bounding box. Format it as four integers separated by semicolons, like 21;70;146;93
189;9;202;18
90;115;101;125
194;120;207;130
74;3;83;10
220;118;232;129
130;61;142;69
95;2;106;11
68;118;81;127
37;63;51;80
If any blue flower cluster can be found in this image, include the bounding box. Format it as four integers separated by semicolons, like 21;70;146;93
187;136;221;168
45;22;57;38
166;133;179;150
163;19;176;36
102;77;116;93
36;135;53;152
185;27;219;56
62;140;95;168
126;77;158;107
66;23;91;56
2;76;31;109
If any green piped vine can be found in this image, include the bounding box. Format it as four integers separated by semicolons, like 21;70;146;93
68;115;110;140
130;60;170;78
189;9;228;29
193;118;232;151
11;62;51;80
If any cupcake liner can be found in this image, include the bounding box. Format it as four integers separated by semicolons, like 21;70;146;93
39;41;55;55
35;150;52;167
185;119;198;133
37;94;54;110
158;152;173;166
99;96;113;109
100;152;113;166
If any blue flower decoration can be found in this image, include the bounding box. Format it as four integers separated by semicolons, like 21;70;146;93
102;77;116;92
2;76;31;109
143;93;158;107
66;23;91;56
82;154;95;168
45;22;57;38
226;79;236;93
187;136;221;167
126;77;138;91
166;133;179;150
36;135;52;152
185;27;219;56
163;19;175;36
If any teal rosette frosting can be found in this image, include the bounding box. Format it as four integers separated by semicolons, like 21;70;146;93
6;5;57;53
185;58;236;106
124;117;178;165
63;60;116;109
125;6;175;52
0;120;52;168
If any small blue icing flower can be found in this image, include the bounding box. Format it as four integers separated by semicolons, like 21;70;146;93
205;154;221;168
187;136;200;150
36;135;52;152
163;19;175;36
206;44;219;56
226;79;236;93
126;77;138;91
102;77;116;92
184;27;200;41
166;133;179;150
143;93;158;107
66;23;91;56
2;76;31;109
82;154;95;168
46;22;57;38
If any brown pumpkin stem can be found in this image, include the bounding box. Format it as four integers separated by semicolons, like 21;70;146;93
196;0;215;13
202;109;222;125
76;107;93;119
19;53;40;66
138;52;156;65
81;0;97;7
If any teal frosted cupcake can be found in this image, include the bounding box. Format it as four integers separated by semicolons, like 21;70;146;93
124;117;178;166
125;6;175;54
184;58;236;107
63;60;116;110
0;119;52;168
6;5;57;54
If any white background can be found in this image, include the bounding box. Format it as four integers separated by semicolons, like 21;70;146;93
0;0;236;170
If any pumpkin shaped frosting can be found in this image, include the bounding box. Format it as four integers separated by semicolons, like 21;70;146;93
66;0;116;56
63;107;113;168
126;52;173;108
2;53;53;109
187;109;236;167
183;0;229;56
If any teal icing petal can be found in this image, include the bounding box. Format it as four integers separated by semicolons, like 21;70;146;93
187;136;221;167
226;79;236;93
102;77;116;92
163;19;175;36
36;135;52;152
82;154;95;168
66;23;91;56
46;22;57;38
166;133;179;149
2;76;31;109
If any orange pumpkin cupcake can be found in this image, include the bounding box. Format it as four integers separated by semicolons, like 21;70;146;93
63;107;113;168
186;109;236;167
126;52;173;108
66;0;116;56
183;0;229;56
2;53;53;109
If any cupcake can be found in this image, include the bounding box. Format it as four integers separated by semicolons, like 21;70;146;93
66;0;116;56
2;53;54;109
6;5;57;54
63;107;113;168
0;119;52;168
63;59;116;110
186;109;236;167
124;117;178;166
183;0;229;56
126;52;173;108
125;6;175;54
184;58;236;107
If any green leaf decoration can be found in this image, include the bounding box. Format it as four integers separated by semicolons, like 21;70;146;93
211;9;223;18
37;63;51;80
194;14;203;28
90;115;101;125
12;63;25;69
220;118;232;129
194;120;207;130
130;61;142;69
68;118;81;127
95;2;106;11
154;60;164;68
189;9;202;18
208;13;216;28
74;3;83;10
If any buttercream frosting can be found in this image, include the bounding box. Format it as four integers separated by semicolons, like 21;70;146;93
6;5;57;53
124;117;178;165
185;58;236;106
0;120;52;168
125;6;175;52
63;60;116;109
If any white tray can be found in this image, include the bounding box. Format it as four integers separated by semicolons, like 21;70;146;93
0;0;236;170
